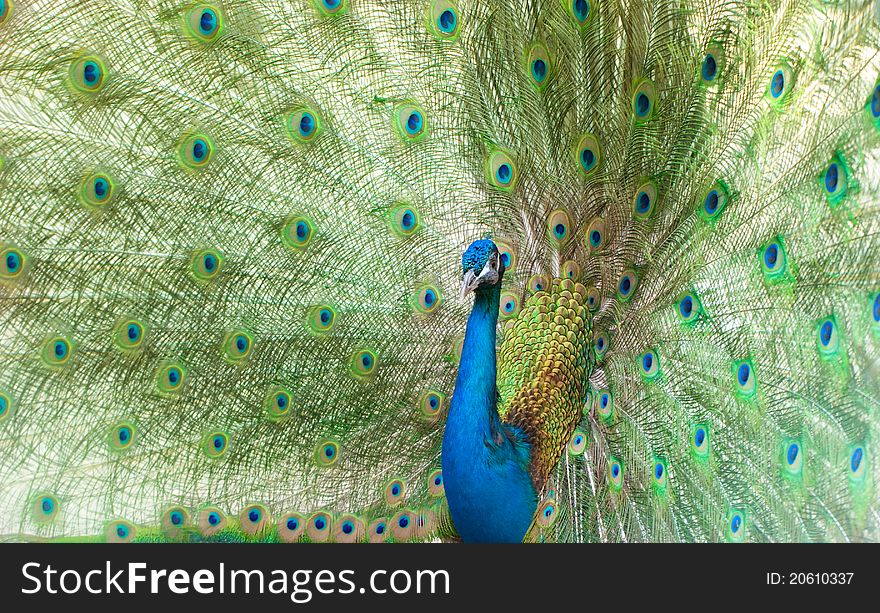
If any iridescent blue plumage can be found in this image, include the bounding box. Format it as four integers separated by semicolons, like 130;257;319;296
442;240;536;542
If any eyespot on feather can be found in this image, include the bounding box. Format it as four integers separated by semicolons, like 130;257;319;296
184;4;223;42
69;55;106;93
240;504;270;536
279;512;305;542
287;107;322;143
486;149;518;190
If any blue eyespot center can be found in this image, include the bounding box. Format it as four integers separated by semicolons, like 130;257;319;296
554;223;566;239
851;448;863;473
83;61;99;84
873;294;880;322
428;395;439;409
642;352;653;371
825;163;839;193
573;0;590;22
299;113;314;136
695;428;706;447
401;210;415;230
276;394;288;409
637;192;650;212
434;475;442;485
405;111;422;134
324;445;335;458
655;463;663;479
375;523;385;534
532;58;547;83
342;522;353;534
600;394;608;408
438;9;456;32
398;515;409;528
192;139;206;160
118;427;130;443
6;251;20;272
286;517;298;530
590;230;601;246
319;309;331;324
872;85;880;118
787;443;799;465
248;509;260;523
199;9;216;35
170;511;183;525
771;70;784;97
635;93;650;116
361;353;373;368
54;340;67;358
315;517;326;530
235;335;247;352
116;525;128;538
581;148;595;170
127;324;139;341
597;337;604;350
764;243;779;268
424;290;436;306
737;363;750;386
496;163;512;184
702;54;717;81
167;368;180;385
611;463;620;478
208;512;220;526
680;295;693;317
705;190;719;214
731;515;741;533
820;321;833;346
295;220;309;240
544;506;553;517
213;435;224;449
620;276;632;294
203;254;216;271
94;178;108;198
391;484;400;496
41;498;53;514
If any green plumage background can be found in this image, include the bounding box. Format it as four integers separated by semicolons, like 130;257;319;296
0;0;878;542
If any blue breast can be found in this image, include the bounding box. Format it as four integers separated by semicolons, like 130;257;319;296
441;284;538;542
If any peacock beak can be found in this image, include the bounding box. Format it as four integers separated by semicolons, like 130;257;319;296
460;268;479;300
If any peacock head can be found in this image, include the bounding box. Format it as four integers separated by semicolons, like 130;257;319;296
460;238;505;300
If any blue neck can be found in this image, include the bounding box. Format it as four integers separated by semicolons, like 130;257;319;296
449;284;503;444
441;283;536;543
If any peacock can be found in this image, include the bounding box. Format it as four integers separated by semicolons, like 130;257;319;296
0;0;878;544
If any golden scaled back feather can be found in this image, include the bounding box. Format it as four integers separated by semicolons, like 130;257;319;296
498;278;592;491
